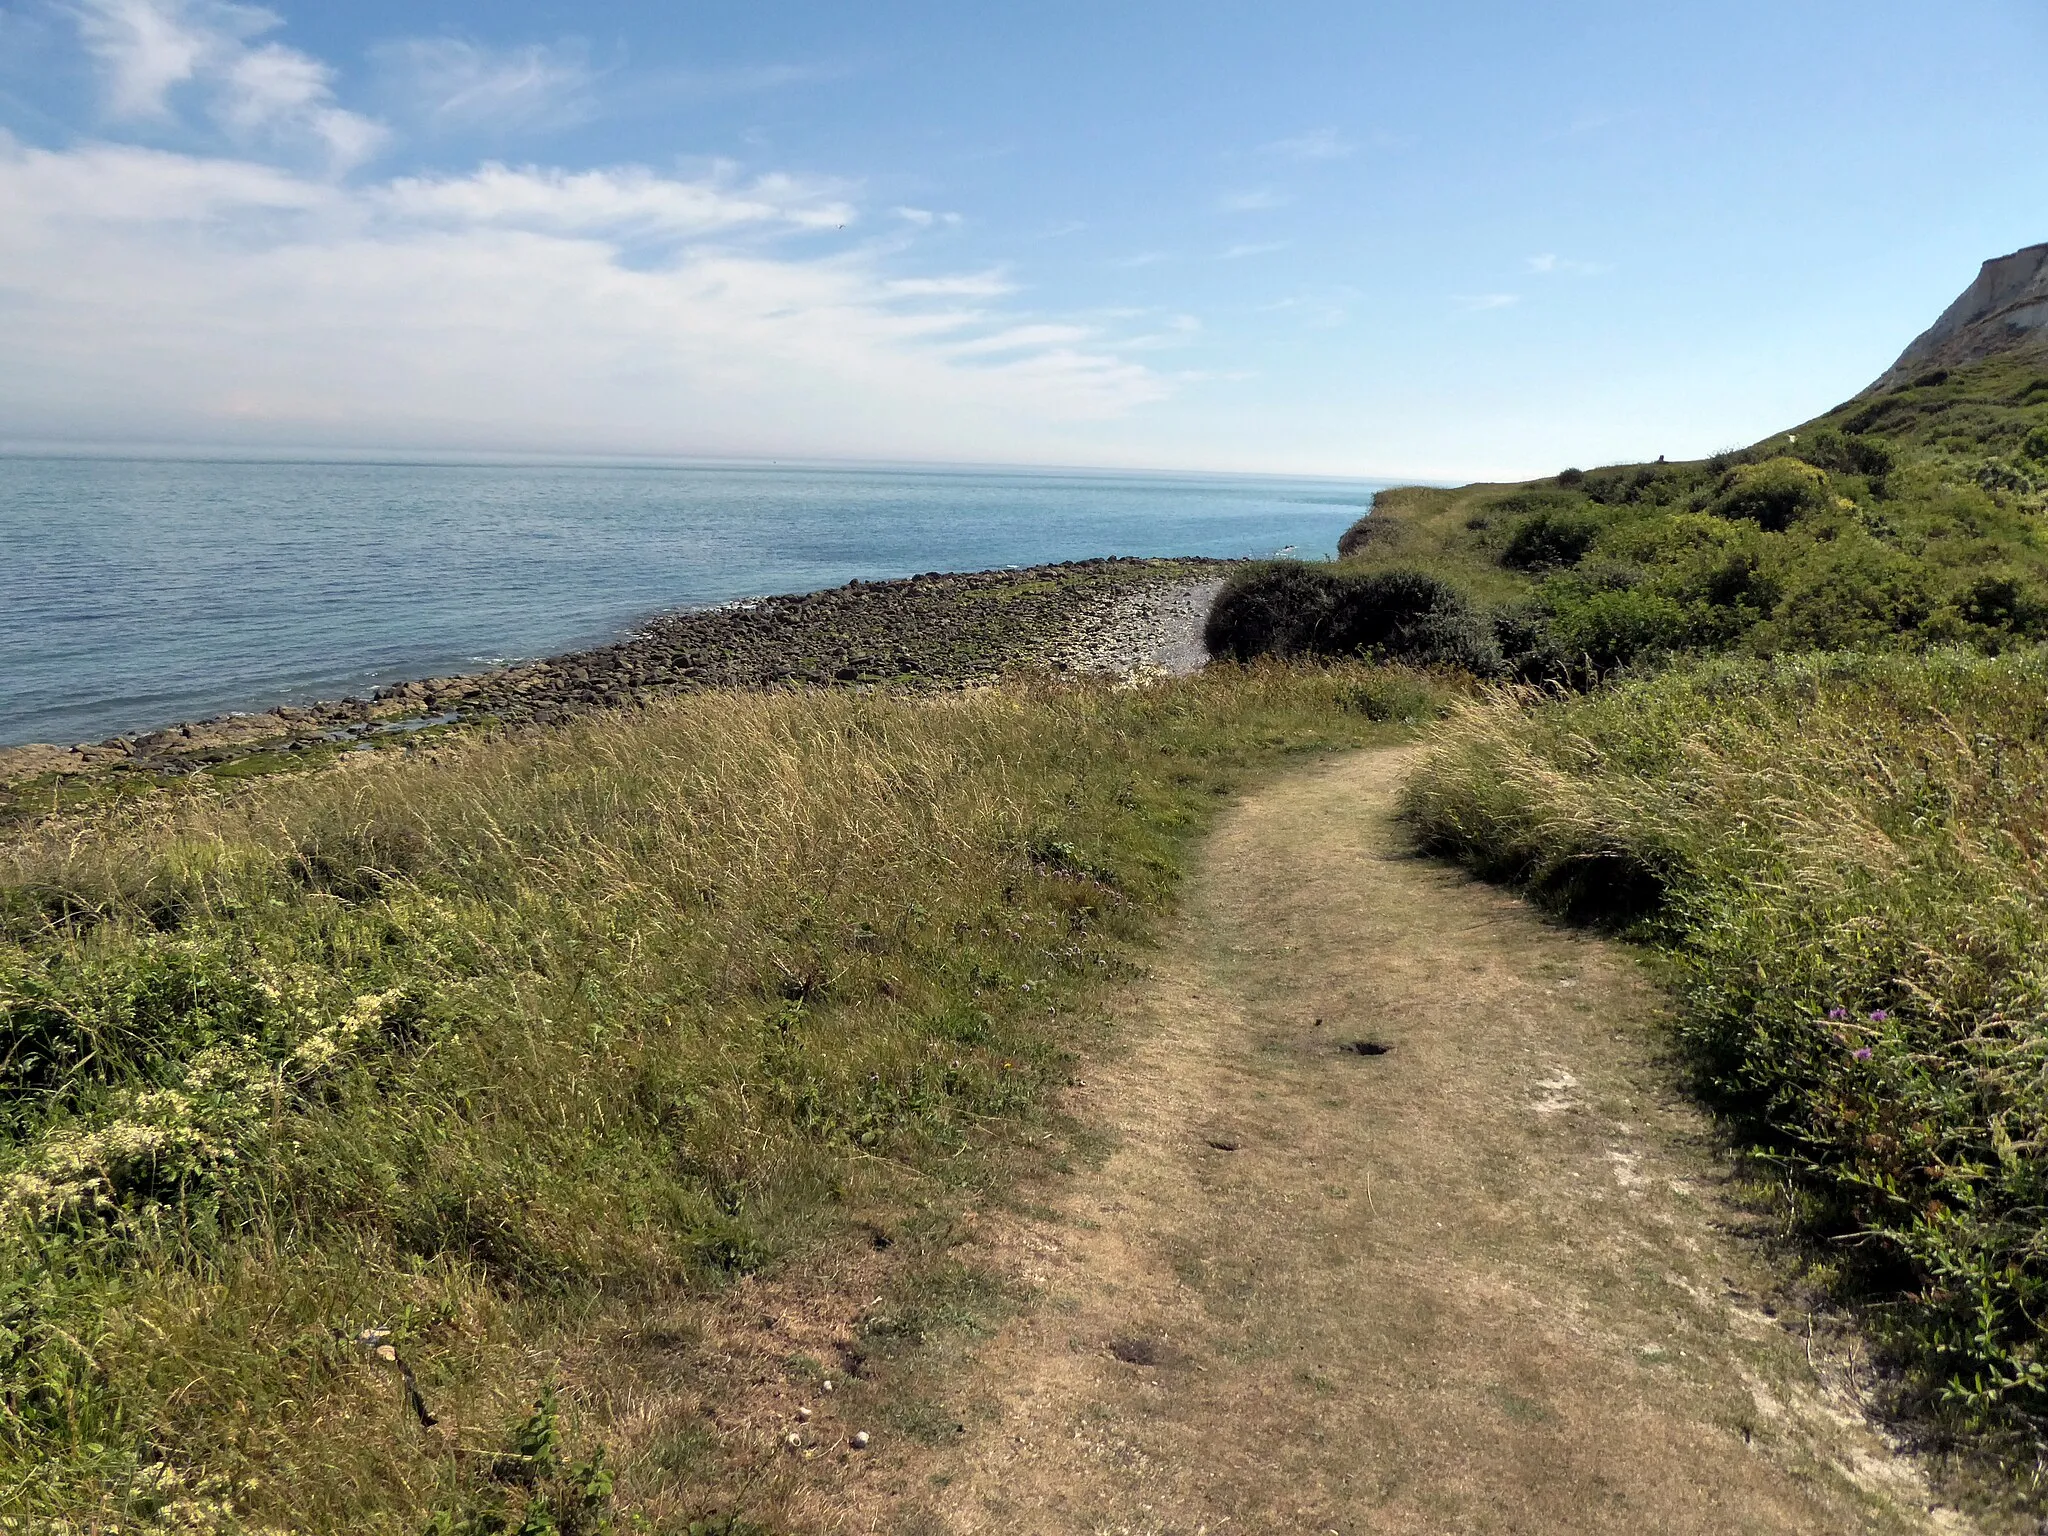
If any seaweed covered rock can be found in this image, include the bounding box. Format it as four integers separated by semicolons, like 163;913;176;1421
1204;563;1500;674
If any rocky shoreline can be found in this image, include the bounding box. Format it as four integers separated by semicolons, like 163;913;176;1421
0;557;1230;802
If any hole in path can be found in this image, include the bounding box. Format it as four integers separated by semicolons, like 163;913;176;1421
1345;1040;1390;1057
1206;1137;1241;1152
1109;1336;1164;1367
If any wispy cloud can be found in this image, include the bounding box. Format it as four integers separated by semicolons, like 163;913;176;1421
378;161;856;237
891;205;961;228
0;137;1169;454
1258;286;1358;328
1263;126;1352;161
71;0;384;167
371;37;598;132
12;7;1177;458
884;271;1012;298
1455;292;1521;311
1526;252;1613;276
1109;250;1172;269
1217;187;1289;213
1219;241;1287;260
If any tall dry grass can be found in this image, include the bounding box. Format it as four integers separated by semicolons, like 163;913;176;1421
1403;648;2048;1450
0;664;1431;1533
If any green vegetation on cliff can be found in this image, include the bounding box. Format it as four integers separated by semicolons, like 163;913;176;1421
1319;355;2048;679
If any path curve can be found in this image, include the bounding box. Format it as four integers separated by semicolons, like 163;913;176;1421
865;745;1969;1534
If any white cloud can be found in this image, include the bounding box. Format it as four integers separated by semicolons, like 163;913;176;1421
70;0;384;167
1527;252;1613;276
884;271;1013;297
371;37;597;131
378;162;854;237
944;323;1094;356
71;0;253;118
1220;241;1287;260
1264;127;1353;161
891;205;962;228
1456;292;1521;311
0;134;1170;457
1218;187;1289;212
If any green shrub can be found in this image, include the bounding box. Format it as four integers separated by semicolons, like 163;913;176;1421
2021;425;2048;464
1710;457;1832;530
1500;508;1602;571
1204;564;1499;674
1541;587;1694;672
1202;562;1347;659
1771;546;1931;650
1950;569;2048;640
1793;427;1897;482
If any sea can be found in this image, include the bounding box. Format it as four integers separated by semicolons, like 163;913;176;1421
0;455;1385;749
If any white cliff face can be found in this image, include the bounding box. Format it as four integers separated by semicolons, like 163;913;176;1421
1874;242;2048;390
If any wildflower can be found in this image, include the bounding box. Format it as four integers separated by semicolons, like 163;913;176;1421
1868;1009;1890;1024
1853;1047;1874;1061
1826;1008;1850;1022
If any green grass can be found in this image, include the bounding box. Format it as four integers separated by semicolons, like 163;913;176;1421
0;664;1436;1534
1401;648;2048;1459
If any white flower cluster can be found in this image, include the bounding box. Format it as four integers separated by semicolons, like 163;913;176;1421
1;987;402;1233
0;1460;287;1536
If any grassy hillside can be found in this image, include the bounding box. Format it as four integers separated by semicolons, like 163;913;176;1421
1319;355;2048;678
0;665;1434;1534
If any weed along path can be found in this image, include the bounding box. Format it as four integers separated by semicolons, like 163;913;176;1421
854;745;1966;1535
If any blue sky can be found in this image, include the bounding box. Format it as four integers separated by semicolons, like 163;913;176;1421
2;1;2044;479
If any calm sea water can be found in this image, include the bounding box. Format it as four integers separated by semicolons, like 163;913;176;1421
0;455;1381;748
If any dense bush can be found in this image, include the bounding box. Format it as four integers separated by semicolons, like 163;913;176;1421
1791;426;1897;482
1500;508;1602;571
1401;650;2048;1449
1710;456;1833;530
1204;563;1500;674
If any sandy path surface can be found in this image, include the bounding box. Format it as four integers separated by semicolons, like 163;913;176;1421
857;745;1969;1535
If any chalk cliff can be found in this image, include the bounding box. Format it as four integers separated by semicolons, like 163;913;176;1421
1873;242;2048;389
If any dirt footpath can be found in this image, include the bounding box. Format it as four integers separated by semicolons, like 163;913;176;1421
860;746;1970;1535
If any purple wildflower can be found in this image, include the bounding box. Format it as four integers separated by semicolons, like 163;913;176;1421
1868;1010;1890;1024
1826;1008;1850;1022
1852;1047;1874;1062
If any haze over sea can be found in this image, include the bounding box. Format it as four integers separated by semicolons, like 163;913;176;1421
0;455;1378;750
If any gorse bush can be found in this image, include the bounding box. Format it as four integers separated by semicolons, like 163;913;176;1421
1203;562;1501;675
1401;649;2048;1444
0;667;1418;1532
